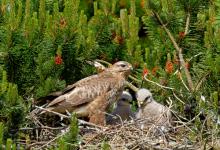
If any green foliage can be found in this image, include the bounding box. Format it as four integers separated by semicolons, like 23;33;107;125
101;141;111;150
58;114;79;149
39;0;46;30
1;0;142;98
0;122;3;146
0;0;219;147
0;71;26;139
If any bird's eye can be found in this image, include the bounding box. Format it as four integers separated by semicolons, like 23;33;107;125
120;64;126;67
144;96;150;101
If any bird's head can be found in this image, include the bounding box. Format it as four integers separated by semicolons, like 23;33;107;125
107;61;133;76
136;88;153;107
116;91;133;107
120;91;132;102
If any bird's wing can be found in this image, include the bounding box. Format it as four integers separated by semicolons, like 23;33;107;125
46;95;67;107
46;72;124;108
62;74;99;93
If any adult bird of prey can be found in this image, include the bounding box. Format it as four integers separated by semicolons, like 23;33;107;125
41;61;133;126
135;88;172;127
106;91;135;125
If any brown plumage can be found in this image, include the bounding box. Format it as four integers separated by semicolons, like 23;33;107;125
42;61;132;125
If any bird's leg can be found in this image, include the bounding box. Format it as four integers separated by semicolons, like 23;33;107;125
89;110;106;126
88;97;108;126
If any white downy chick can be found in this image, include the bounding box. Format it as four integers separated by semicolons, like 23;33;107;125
136;88;172;127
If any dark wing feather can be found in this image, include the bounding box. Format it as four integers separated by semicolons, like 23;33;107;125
47;95;66;107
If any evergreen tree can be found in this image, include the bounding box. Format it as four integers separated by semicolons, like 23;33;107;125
0;0;219;147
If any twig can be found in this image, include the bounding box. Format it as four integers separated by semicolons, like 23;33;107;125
173;52;203;75
25;141;48;149
153;11;194;91
35;128;69;150
170;111;194;133
144;75;174;90
195;71;211;92
177;71;190;91
19;126;66;131
35;106;70;119
172;91;185;104
128;75;142;83
199;115;209;142
189;52;203;62
175;111;202;129
35;106;106;129
78;120;106;130
184;12;190;35
170;109;189;122
95;59;112;66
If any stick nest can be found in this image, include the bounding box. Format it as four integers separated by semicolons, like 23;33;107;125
80;120;196;150
24;115;202;150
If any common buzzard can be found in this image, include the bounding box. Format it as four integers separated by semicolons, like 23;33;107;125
42;61;132;125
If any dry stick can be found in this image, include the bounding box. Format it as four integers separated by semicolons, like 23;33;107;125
83;118;151;148
35;106;106;129
170;108;189;121
184;13;190;34
195;71;211;92
199;115;209;143
35;129;68;150
19;126;66;131
178;71;190;91
153;12;194;91
128;75;142;83
169;109;195;133
174;52;203;75
35;106;70;119
144;75;174;90
172;91;185;104
81;125;117;148
34;108;107;149
144;75;187;104
25;141;48;149
95;59;112;66
175;111;202;129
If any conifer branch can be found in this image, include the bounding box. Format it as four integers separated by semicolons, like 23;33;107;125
153;12;194;91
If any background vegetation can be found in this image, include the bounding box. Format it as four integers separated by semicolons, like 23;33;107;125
0;0;219;148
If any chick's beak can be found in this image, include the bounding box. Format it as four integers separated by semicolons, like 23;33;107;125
137;100;144;107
